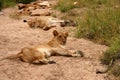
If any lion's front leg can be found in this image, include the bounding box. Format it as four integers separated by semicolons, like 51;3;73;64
53;48;83;57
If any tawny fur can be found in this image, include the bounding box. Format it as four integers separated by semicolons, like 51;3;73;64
24;18;54;30
17;1;51;15
0;30;83;64
17;3;40;15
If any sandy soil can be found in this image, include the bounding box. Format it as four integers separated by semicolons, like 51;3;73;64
0;1;109;80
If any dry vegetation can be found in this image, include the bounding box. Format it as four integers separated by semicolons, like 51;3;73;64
55;0;120;78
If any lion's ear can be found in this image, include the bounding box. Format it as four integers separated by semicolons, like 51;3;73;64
53;30;58;36
65;32;68;37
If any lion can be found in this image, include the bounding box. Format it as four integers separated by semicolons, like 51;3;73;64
23;18;55;30
17;3;40;15
0;30;84;64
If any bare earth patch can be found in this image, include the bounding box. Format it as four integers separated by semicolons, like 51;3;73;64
0;2;109;80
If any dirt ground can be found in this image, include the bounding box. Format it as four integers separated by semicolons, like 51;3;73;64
0;1;110;80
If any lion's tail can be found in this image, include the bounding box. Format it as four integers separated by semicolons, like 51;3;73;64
0;53;21;61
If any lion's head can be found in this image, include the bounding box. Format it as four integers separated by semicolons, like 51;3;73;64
52;30;68;45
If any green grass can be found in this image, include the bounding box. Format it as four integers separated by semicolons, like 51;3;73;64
101;38;120;65
55;0;120;12
100;39;120;77
76;8;120;45
56;0;120;78
55;0;80;12
77;0;120;8
75;1;120;77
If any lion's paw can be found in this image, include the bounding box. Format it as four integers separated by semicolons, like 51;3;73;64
75;50;84;57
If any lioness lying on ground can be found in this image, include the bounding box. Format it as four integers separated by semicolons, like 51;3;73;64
23;18;50;30
0;30;83;64
23;17;76;30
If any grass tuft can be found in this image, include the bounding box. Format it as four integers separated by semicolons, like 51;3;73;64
101;38;120;65
111;63;120;77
